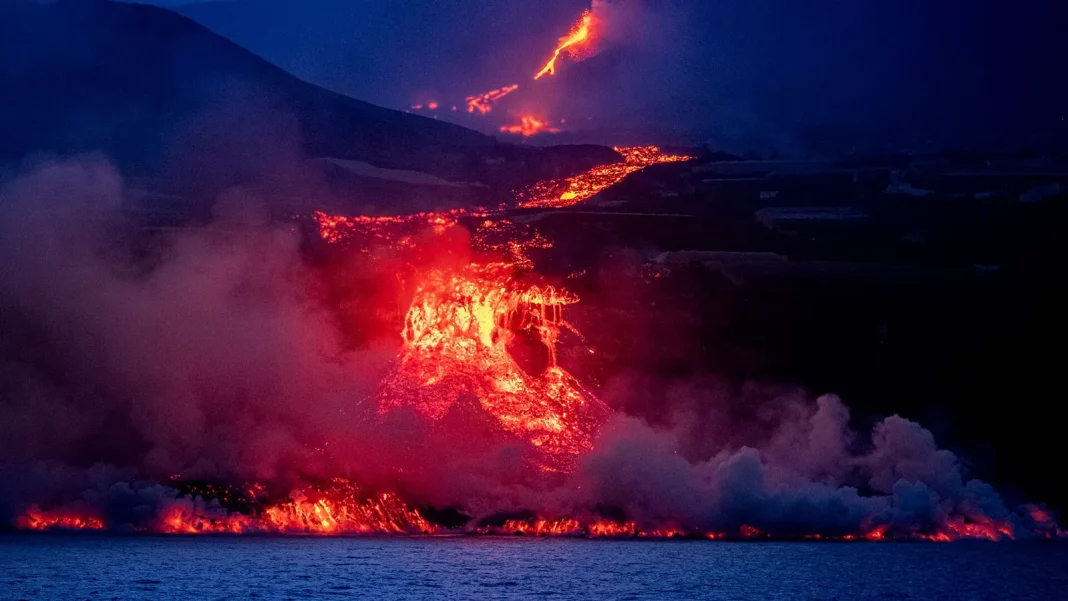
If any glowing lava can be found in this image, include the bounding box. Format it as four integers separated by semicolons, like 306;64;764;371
534;10;596;80
312;201;609;467
517;146;692;208
466;84;520;115
161;489;435;535
378;261;605;465
312;209;468;245
16;507;105;531
499;116;561;137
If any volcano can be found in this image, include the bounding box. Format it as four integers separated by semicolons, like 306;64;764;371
1;1;1064;545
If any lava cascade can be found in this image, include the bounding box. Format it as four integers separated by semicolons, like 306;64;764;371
377;260;604;465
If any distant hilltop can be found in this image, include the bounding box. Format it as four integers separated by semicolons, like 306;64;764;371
0;0;493;179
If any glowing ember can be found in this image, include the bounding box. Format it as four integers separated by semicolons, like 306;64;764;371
499;116;561;137
534;10;596;80
466;84;520;115
16;507;105;531
517;146;692;208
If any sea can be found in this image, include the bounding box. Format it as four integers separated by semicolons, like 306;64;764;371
2;535;1066;600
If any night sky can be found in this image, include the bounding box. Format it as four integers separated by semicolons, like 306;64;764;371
110;0;1068;153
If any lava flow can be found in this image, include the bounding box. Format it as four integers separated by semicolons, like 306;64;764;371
17;507;105;531
160;483;435;535
466;84;520;115
499;116;561;137
10;147;1066;543
534;10;597;79
378;261;605;466
517;146;692;208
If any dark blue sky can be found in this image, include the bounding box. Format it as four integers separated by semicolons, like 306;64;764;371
133;0;1066;153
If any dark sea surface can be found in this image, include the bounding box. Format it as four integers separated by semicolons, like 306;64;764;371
2;535;1066;600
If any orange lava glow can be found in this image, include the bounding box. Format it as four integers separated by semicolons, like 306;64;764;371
517;146;692;208
311;194;609;469
945;519;1015;541
864;525;888;541
378;261;606;465
499;519;584;536
312;209;468;245
466;84;520;115
16;507;105;531
161;482;436;535
499;116;561;137
534;10;596;80
487;519;682;538
586;521;637;537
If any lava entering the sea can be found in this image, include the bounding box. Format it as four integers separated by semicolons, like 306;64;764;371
17;507;105;531
8;147;1065;543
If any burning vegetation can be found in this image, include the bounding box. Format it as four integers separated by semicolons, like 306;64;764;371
6;150;1064;543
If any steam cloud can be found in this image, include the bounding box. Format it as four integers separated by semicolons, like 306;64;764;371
0;157;1058;538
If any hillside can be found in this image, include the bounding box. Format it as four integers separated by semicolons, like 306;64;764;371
0;0;495;182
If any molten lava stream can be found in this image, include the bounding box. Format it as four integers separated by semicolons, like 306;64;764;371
535;10;596;79
378;261;606;468
516;146;692;209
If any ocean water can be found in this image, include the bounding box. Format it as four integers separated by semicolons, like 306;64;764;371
2;535;1066;600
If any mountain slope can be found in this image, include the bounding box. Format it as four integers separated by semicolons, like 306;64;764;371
0;0;495;179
